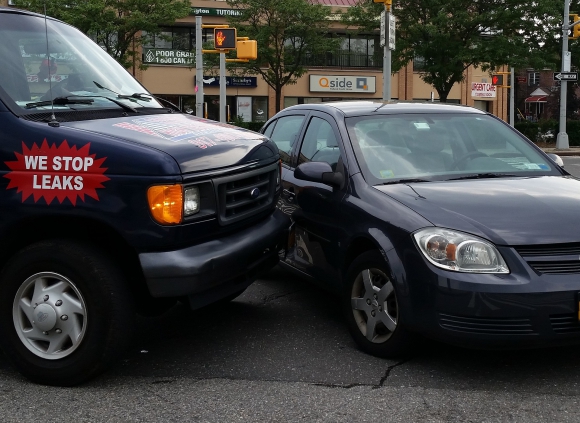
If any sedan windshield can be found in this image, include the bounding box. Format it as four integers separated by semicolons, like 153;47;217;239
345;112;561;185
0;13;163;112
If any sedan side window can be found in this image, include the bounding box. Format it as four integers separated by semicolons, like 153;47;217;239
269;115;306;165
298;117;341;170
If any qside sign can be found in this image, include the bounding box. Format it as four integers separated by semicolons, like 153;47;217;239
310;75;376;93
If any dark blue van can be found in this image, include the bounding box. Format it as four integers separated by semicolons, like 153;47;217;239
0;7;288;385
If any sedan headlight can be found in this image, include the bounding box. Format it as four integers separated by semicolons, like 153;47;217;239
413;228;509;273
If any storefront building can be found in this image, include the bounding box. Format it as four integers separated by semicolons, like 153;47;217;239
2;0;509;122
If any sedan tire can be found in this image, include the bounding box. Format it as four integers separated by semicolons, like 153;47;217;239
344;250;414;358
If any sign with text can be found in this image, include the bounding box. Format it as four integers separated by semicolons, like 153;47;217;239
553;72;578;81
310;75;376;93
202;76;257;87
143;48;194;66
471;82;497;98
190;7;243;17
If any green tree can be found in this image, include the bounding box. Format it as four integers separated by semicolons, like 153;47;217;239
343;0;562;102
226;0;339;112
13;0;191;70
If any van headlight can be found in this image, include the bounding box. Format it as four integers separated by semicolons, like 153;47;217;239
184;186;200;216
413;228;509;273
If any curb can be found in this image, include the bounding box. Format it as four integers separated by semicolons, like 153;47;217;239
542;149;580;157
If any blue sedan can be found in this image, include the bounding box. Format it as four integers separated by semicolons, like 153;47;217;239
262;101;578;356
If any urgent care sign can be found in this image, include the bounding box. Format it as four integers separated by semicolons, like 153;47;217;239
471;82;496;98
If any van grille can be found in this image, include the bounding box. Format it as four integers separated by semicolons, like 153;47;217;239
214;162;278;225
515;243;580;274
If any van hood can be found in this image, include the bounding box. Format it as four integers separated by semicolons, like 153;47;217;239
61;113;275;174
375;176;580;246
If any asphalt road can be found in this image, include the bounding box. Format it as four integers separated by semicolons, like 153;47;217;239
563;156;580;177
2;265;580;422
2;161;580;422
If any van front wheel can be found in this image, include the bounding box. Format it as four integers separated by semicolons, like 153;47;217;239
0;240;134;386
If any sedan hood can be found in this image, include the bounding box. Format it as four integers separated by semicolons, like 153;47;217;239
61;114;275;174
375;176;580;246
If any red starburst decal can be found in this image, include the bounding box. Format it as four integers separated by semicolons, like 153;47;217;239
4;139;109;205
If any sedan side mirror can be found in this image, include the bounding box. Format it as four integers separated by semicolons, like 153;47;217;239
547;153;564;168
294;162;342;188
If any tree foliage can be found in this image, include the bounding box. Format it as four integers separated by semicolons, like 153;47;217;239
343;0;562;102
13;0;191;70
226;0;339;112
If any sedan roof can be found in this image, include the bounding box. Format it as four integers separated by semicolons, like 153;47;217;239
283;101;486;117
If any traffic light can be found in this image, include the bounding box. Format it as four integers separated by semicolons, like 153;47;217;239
491;74;504;86
573;14;580;39
214;28;237;50
237;40;257;60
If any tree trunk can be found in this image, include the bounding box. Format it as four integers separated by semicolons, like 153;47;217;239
275;85;282;113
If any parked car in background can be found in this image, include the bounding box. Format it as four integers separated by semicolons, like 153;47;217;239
261;100;580;357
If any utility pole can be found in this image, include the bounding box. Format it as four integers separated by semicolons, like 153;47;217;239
509;67;514;126
377;0;393;101
195;16;204;118
557;0;571;149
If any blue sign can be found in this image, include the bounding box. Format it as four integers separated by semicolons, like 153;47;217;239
202;76;257;87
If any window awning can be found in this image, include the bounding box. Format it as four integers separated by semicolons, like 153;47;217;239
525;95;548;103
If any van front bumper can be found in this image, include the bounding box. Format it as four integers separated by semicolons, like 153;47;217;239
139;209;290;298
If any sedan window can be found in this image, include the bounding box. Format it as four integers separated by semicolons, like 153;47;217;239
269;115;306;165
346;113;561;185
298;117;341;170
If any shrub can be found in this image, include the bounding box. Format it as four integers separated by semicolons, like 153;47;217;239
229;120;265;133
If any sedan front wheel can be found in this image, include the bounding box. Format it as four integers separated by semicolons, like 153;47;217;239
344;250;413;357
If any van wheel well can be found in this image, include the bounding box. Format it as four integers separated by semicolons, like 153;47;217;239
0;216;148;302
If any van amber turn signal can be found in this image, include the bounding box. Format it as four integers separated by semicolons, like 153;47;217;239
147;185;183;224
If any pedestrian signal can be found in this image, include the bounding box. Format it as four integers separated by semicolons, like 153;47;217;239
491;74;504;86
214;28;237;50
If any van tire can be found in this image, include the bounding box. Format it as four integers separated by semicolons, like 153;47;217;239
0;239;134;386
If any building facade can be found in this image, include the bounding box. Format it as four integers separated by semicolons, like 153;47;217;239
2;0;509;122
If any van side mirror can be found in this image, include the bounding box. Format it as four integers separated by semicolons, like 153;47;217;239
294;162;342;188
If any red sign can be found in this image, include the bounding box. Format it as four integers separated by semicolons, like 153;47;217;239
516;76;527;83
4;140;109;205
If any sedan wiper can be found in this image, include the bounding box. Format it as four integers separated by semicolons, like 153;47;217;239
447;173;517;181
381;178;431;185
25;97;94;109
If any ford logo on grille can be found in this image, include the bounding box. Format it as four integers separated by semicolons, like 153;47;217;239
250;188;261;199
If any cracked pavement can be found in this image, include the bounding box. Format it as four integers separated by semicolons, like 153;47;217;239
2;266;580;422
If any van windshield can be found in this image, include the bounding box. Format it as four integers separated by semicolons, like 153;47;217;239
0;12;164;112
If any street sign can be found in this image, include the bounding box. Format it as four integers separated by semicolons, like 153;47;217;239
553;72;578;81
516;76;527;83
380;11;385;47
388;14;396;50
